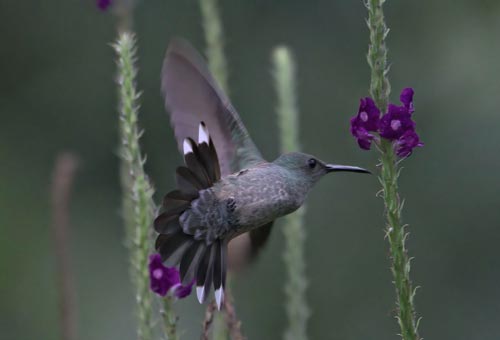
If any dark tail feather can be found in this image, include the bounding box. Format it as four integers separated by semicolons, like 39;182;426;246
179;242;206;285
155;189;198;233
176;166;204;193
213;240;227;309
154;214;182;235
196;244;216;304
208;139;221;181
170;239;227;310
184;138;212;188
156;232;193;266
164;189;197;205
154;121;226;304
182;122;220;186
213;241;222;291
184;140;207;184
198;122;221;182
198;142;219;183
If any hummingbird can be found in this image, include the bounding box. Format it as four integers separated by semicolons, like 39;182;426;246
154;38;369;310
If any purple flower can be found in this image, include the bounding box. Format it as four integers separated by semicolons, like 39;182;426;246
350;97;381;150
149;254;179;296
351;97;381;131
378;104;415;140
97;0;112;10
349;87;423;157
351;126;375;150
400;87;414;114
148;254;194;298
395;130;424;158
174;284;194;298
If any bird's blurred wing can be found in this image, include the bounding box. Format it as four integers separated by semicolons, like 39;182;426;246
162;38;264;176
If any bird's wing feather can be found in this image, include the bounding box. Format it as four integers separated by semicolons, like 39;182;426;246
249;221;274;257
162;38;264;175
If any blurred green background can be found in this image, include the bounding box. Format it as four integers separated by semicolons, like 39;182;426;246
2;0;500;339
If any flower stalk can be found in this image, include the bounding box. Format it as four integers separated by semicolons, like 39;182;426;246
161;298;179;340
199;1;235;339
273;46;309;340
51;153;79;340
365;0;420;339
115;32;177;340
200;0;229;94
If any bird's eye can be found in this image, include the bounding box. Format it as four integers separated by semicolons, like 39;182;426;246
307;158;317;169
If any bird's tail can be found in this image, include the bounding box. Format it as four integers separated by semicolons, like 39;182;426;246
154;122;227;309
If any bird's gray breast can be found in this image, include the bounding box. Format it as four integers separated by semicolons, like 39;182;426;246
217;165;302;230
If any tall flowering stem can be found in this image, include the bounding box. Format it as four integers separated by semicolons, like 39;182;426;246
160;298;179;340
199;1;237;339
115;33;177;340
365;1;420;339
200;0;229;94
273;46;309;340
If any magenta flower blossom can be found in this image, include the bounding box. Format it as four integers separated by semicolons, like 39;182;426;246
350;97;381;150
148;254;194;298
399;87;415;113
351;126;375;150
395;130;424;158
379;104;415;140
97;0;112;10
349;88;423;157
351;97;381;131
173;284;194;298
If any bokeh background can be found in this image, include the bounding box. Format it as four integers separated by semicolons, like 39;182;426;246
2;0;500;339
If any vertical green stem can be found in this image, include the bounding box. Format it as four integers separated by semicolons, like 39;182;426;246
366;1;420;339
366;0;390;113
199;1;230;338
273;46;309;340
115;32;154;340
200;0;229;94
114;0;134;34
115;33;178;340
160;298;179;340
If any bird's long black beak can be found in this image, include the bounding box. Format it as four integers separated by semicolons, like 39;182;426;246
326;164;371;174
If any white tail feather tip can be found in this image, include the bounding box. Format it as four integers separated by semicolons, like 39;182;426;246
196;286;205;304
215;287;224;310
183;139;193;155
198;123;209;144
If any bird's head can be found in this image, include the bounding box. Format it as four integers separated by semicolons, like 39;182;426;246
273;152;370;186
